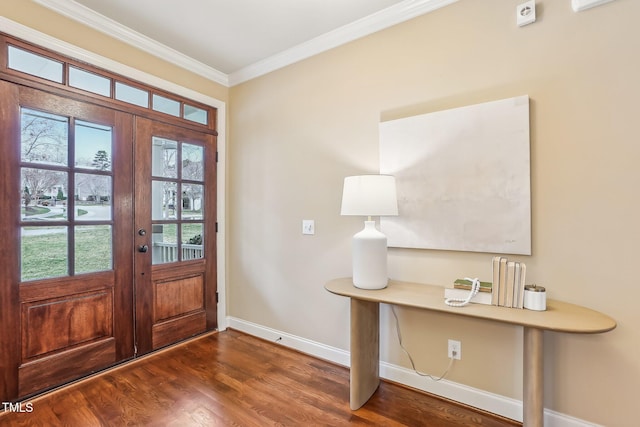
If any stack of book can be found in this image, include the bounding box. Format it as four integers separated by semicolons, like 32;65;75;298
444;279;493;305
491;256;526;308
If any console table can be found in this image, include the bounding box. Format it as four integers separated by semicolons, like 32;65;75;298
325;277;616;427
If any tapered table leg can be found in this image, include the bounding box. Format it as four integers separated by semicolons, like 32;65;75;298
523;327;544;426
350;298;380;410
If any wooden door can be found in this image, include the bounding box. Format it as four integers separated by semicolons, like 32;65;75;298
133;117;217;355
0;83;134;400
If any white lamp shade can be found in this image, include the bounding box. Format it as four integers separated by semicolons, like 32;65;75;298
340;175;398;216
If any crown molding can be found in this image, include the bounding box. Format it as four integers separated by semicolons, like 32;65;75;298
32;0;229;86
228;0;458;86
33;0;457;87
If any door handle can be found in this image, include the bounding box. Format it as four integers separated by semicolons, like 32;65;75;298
138;244;149;253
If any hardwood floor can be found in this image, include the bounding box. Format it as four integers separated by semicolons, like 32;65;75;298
0;329;520;426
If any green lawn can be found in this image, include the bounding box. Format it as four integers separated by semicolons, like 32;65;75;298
76;226;112;274
22;206;50;216
161;223;203;244
21;226;112;281
21;223;204;281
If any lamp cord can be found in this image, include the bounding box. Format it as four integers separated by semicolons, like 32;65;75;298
391;305;455;381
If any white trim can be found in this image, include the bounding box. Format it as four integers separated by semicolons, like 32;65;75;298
215;107;227;332
32;0;229;86
229;0;459;85
31;0;458;86
571;0;616;12
0;17;228;331
226;317;349;366
227;316;603;427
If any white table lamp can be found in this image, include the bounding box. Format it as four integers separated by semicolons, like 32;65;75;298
341;175;398;289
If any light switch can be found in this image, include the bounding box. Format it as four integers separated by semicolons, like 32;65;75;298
302;220;315;235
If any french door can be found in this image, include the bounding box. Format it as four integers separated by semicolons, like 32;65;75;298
133;117;217;355
0;83;135;399
0;83;216;401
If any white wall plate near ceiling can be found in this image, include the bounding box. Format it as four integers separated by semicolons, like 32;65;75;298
517;0;536;27
572;0;615;12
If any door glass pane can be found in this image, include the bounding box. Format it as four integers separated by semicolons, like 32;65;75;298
21;168;68;221
8;45;64;83
152;181;177;220
182;223;203;260
75;121;112;170
21;108;68;166
152;137;177;178
181;183;203;220
21;226;68;281
69;66;111;97
152;224;177;265
115;81;149;107
182;143;204;181
152;94;180;117
18;104;120;281
75;174;112;221
147;135;209;265
75;225;112;274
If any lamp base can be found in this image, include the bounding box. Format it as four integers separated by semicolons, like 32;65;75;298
352;221;389;290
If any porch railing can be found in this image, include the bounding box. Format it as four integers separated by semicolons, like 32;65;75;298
153;242;203;263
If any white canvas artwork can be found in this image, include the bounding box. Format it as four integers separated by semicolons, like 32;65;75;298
379;95;531;255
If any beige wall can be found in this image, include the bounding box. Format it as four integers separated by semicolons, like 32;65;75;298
2;0;638;424
229;1;638;425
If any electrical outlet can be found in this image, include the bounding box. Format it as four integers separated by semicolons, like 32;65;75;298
448;339;461;360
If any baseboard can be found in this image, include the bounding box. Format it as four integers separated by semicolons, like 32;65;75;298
379;360;524;422
226;316;350;367
227;316;603;427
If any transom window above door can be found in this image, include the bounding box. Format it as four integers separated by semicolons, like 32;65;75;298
4;38;214;129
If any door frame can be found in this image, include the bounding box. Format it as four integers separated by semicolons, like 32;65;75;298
0;82;221;400
0;24;228;402
0;18;228;332
0;80;20;400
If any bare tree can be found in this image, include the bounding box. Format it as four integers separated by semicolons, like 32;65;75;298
163;144;177;177
20;110;68;207
76;174;109;204
182;144;203;181
182;183;203;213
21;110;67;164
21;168;64;206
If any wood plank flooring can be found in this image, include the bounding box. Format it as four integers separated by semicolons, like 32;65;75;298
0;329;521;426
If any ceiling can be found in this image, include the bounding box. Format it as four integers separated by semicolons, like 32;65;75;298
33;0;457;86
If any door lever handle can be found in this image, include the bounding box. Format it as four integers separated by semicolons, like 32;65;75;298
138;244;149;253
